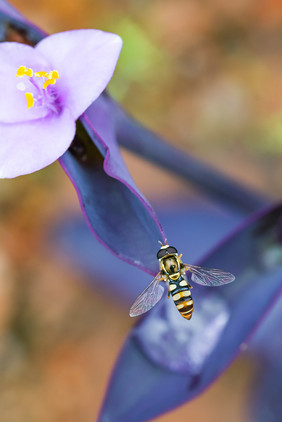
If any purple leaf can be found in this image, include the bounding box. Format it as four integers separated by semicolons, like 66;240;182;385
0;3;46;44
249;294;282;362
248;287;282;421
98;204;282;422
52;199;241;303
98;94;268;214
0;2;164;272
0;0;27;21
59;116;165;274
251;361;282;422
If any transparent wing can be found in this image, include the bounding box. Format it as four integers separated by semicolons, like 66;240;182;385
187;264;235;287
129;273;164;317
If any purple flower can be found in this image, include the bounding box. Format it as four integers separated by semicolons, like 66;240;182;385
0;29;122;178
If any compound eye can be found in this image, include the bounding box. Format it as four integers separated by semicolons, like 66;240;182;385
157;246;178;259
157;249;167;259
166;246;178;254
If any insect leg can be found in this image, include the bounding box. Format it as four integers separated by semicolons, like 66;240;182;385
182;263;194;288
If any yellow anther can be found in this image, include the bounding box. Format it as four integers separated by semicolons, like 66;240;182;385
16;66;33;78
35;71;49;78
16;66;26;77
25;68;33;77
43;79;56;89
25;92;34;108
50;70;59;79
16;66;59;109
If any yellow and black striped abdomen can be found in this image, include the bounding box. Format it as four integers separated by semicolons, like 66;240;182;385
169;276;193;320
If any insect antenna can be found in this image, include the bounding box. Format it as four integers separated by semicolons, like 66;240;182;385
158;239;168;247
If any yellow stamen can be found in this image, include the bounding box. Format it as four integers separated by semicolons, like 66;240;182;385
50;70;59;79
25;92;34;108
16;66;26;77
42;79;56;89
16;66;59;109
35;71;49;78
25;68;33;77
16;66;33;77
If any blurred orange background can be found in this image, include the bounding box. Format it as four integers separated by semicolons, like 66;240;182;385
1;0;282;421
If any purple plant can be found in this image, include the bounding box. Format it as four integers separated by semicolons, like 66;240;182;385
1;1;281;422
96;203;282;422
0;0;268;273
53;201;282;422
0;1;166;272
248;293;282;422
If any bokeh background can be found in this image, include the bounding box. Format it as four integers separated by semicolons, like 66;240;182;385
1;0;282;421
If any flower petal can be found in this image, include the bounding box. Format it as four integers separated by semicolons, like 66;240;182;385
0;42;51;123
35;29;122;120
0;107;75;178
98;204;282;422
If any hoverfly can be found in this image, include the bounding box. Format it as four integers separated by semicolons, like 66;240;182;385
130;242;235;320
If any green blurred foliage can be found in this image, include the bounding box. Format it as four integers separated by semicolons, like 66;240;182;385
108;18;166;99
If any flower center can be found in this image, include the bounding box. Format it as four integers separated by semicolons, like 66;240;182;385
16;65;59;109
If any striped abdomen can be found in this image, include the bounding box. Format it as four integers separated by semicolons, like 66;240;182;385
169;276;193;320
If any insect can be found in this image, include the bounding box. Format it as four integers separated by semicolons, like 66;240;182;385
129;242;235;320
